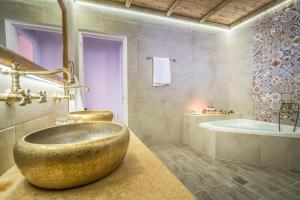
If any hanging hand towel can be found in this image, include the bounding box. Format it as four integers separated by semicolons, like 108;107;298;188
152;57;171;87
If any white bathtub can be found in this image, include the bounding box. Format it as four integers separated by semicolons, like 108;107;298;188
185;119;300;171
199;119;300;137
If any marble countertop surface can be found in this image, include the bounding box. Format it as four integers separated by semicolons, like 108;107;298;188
0;132;195;200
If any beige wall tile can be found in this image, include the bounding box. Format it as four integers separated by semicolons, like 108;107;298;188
42;3;62;26
137;39;167;58
137;70;153;89
215;132;237;161
261;136;289;169
138;88;166;103
190;127;215;157
138;117;166;146
289;138;300;171
128;87;138;102
0;75;15;130
0;127;15;175
0;127;15;153
128;116;140;134
166;102;184;118
183;123;190;145
0;150;15;175
137;102;166;118
137;23;167;42
14;77;65;124
237;134;261;165
166;26;192;46
165;117;183;144
0;18;6;45
128;71;138;88
15;114;55;140
102;17;137;37
166;43;192;61
0;1;43;24
128;55;138;72
190;127;203;154
75;3;103;32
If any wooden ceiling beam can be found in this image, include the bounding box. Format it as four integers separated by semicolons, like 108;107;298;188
78;0;229;29
166;0;183;17
125;0;133;8
230;0;285;28
199;0;234;23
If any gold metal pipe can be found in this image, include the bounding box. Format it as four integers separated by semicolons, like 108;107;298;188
31;90;47;103
53;93;74;102
60;84;89;91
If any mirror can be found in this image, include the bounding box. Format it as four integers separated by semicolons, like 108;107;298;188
0;0;67;85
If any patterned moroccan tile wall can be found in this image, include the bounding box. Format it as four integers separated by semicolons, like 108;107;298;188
253;0;300;122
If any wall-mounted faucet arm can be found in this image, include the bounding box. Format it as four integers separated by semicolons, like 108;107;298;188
1;68;75;84
0;63;74;106
31;90;47;103
60;84;89;91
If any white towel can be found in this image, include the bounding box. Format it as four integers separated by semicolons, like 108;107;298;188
152;57;171;87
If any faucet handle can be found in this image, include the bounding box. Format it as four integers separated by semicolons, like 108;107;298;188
69;94;75;100
38;90;47;103
24;88;32;104
18;88;31;106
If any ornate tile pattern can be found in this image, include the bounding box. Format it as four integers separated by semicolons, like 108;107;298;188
253;0;300;122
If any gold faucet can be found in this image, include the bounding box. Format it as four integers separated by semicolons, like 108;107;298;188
0;62;75;106
53;84;88;102
60;84;89;91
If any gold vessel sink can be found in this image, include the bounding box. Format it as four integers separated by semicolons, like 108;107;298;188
13;122;130;189
68;110;113;122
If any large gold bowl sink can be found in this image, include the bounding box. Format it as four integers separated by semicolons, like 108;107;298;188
68;110;113;122
13;121;130;189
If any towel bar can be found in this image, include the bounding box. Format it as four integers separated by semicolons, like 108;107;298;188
147;57;176;63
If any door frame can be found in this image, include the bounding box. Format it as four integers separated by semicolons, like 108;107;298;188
4;19;63;86
78;30;128;125
5;19;61;52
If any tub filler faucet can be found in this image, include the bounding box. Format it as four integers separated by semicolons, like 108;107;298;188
279;102;299;132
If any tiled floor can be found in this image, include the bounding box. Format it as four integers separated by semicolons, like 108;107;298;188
150;144;300;200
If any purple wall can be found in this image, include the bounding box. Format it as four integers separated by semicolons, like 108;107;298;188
82;36;123;120
16;27;63;71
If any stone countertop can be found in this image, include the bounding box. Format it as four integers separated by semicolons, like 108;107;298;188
0;132;195;200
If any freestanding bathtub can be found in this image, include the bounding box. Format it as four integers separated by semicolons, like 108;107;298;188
185;119;300;171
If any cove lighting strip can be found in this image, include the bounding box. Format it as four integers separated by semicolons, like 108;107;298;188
76;0;292;31
76;1;228;32
231;0;293;30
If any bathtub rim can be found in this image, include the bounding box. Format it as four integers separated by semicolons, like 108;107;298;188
198;119;300;138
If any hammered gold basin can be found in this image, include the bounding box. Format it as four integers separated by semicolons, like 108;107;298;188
68;110;113;122
13;121;130;189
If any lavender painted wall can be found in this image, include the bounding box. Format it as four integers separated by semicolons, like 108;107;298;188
16;27;63;71
82;36;123;120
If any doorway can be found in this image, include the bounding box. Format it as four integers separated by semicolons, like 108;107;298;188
5;20;62;72
79;32;128;124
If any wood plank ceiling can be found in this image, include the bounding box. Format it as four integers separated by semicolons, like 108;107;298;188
80;0;286;28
